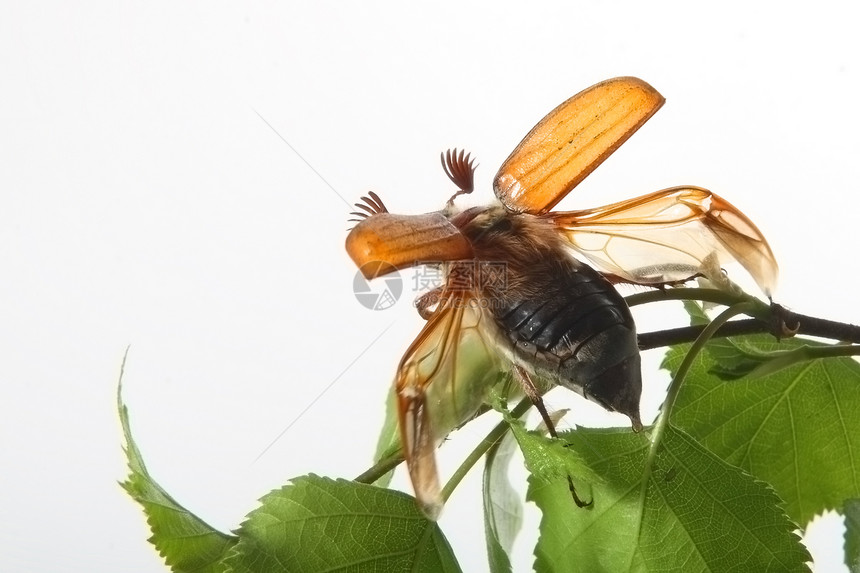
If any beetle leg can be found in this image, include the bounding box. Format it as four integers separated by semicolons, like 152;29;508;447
414;286;443;320
513;365;592;508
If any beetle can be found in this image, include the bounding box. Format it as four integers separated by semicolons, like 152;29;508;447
345;77;778;519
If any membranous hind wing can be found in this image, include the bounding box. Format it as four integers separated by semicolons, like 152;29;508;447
494;76;665;214
395;287;506;519
346;201;506;520
548;186;779;295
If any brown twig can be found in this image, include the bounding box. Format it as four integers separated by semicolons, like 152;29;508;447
638;303;860;351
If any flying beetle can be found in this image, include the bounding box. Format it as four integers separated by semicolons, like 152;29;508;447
345;77;778;519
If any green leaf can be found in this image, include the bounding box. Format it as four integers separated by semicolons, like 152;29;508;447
119;371;237;572
702;335;772;380
483;428;521;573
846;499;860;572
695;330;859;381
223;475;462;573
531;425;810;572
682;299;710;325
505;411;601;488
664;335;860;525
680;300;780;380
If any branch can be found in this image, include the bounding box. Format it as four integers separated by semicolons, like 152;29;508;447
633;292;860;350
639;319;765;350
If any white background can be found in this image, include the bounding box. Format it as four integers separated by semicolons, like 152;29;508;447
2;2;857;571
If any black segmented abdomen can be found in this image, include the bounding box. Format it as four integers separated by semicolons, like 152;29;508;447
492;257;642;425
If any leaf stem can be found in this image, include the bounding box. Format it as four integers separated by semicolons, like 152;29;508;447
439;398;533;503
743;342;860;379
791;344;860;359
647;301;758;459
625;287;768;317
632;301;758;549
354;451;404;485
354;398;534;494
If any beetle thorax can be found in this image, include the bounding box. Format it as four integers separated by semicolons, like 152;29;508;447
450;205;573;304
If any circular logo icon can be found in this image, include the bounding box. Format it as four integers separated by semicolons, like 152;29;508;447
353;262;403;310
